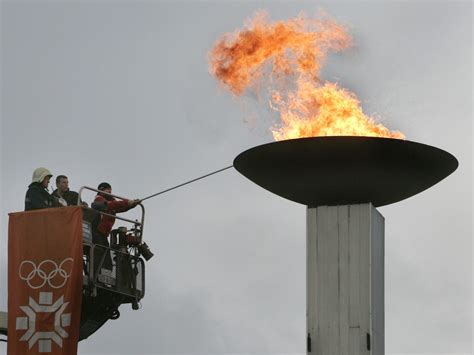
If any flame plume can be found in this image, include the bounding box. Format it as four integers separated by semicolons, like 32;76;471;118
271;80;405;140
210;12;350;94
209;11;405;140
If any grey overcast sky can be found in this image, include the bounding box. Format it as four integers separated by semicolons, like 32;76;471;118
1;1;472;354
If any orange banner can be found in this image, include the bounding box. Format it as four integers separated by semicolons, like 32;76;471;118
8;207;83;355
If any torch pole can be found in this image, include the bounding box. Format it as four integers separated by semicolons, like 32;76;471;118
140;165;234;202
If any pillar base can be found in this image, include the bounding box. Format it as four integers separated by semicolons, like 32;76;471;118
307;203;384;354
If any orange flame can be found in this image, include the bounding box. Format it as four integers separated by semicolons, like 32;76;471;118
271;80;405;140
209;11;405;140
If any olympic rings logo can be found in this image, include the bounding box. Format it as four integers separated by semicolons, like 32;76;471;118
18;258;74;289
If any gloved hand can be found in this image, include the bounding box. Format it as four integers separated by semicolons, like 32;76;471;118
58;197;68;207
91;201;107;211
128;199;141;207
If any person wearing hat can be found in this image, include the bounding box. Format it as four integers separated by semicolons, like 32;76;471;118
25;167;61;211
93;182;140;237
91;182;140;271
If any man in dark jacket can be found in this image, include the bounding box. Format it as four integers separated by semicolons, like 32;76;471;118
25;167;60;211
52;175;84;206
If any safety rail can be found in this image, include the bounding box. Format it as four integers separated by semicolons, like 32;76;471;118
82;242;145;300
78;186;148;302
77;186;145;235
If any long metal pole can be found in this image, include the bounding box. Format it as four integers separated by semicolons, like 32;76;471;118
140;165;234;202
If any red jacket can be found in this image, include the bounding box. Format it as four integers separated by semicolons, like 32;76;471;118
94;195;131;236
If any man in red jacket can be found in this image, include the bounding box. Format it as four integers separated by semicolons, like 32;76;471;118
92;182;140;273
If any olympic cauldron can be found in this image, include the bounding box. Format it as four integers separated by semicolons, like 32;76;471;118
233;136;458;354
233;136;458;207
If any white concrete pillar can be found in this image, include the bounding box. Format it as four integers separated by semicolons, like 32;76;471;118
307;203;384;355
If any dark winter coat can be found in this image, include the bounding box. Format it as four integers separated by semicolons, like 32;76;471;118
52;189;80;206
24;182;59;211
